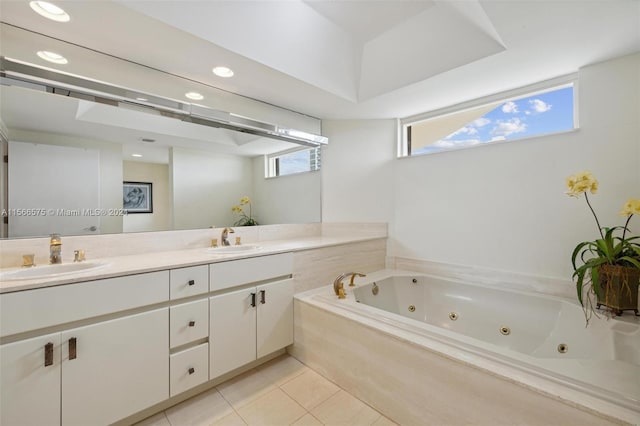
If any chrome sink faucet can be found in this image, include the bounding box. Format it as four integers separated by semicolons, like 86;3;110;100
49;233;62;264
221;227;235;246
333;272;366;298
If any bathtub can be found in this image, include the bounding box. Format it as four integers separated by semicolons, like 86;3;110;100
293;269;640;425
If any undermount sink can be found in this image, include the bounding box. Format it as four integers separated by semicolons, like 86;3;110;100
0;261;109;281
207;245;261;254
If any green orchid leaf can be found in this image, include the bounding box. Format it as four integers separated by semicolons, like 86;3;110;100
619;256;640;269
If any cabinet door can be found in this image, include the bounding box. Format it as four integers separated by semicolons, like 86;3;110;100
61;308;169;426
257;279;294;358
210;288;256;379
0;333;61;426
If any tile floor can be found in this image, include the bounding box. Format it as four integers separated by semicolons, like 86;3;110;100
135;354;397;426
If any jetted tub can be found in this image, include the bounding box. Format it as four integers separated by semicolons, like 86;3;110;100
295;270;640;424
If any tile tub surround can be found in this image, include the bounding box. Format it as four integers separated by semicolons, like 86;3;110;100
388;256;578;301
132;354;396;426
0;223;387;293
291;297;632;425
389;256;640;312
293;238;387;294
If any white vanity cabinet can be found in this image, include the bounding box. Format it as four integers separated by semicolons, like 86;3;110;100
256;279;295;358
0;271;169;426
168;265;210;397
0;253;296;425
61;308;168;426
209;254;294;378
0;333;62;426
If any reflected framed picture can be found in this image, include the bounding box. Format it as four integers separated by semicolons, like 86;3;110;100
123;181;153;214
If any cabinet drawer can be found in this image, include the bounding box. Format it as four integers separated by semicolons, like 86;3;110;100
170;265;208;300
210;253;293;291
170;299;208;348
0;271;169;338
170;343;208;397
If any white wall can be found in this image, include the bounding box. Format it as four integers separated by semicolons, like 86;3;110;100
123;161;170;233
5;129;123;234
252;157;321;224
321;120;395;223
170;147;253;230
322;52;639;282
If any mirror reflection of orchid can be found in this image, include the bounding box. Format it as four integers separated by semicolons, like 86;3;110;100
231;196;259;226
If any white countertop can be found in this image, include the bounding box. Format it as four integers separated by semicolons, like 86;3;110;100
0;235;385;293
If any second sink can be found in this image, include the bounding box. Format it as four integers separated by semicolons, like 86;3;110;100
207;245;261;254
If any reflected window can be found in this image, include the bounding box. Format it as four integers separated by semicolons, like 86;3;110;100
266;147;321;177
401;82;576;157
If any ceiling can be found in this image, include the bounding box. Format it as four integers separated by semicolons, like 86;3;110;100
0;0;639;121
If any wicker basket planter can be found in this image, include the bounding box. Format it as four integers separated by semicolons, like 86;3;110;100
596;264;640;316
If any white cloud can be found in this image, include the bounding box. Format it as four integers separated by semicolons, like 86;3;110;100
433;139;481;148
453;126;478;135
449;126;478;138
491;118;527;136
473;117;491;127
502;101;519;113
490;136;506;142
529;99;552;113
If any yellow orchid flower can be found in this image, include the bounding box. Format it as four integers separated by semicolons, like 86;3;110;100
231;196;258;226
620;198;640;216
565;170;598;197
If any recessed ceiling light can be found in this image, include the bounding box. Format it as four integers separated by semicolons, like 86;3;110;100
131;154;143;158
136;97;149;102
185;92;204;101
29;1;70;22
37;51;68;64
213;66;234;78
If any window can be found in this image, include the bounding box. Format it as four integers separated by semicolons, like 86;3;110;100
400;78;576;157
266;147;321;177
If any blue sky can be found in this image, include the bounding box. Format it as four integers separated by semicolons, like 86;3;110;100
414;85;574;154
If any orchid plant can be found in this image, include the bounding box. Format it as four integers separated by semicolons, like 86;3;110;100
231;196;258;226
566;171;640;316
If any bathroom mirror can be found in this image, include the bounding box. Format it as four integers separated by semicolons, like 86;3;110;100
0;25;322;238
